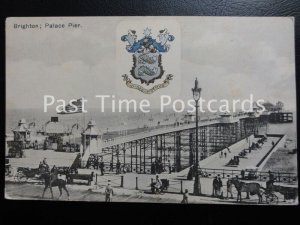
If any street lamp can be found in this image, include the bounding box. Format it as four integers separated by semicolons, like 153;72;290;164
192;78;202;196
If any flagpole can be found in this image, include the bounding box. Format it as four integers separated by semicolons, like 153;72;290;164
83;103;86;162
79;97;86;168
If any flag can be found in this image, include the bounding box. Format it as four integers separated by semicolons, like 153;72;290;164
57;98;83;114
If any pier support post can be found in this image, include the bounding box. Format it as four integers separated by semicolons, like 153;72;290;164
143;138;146;174
150;136;153;165
121;175;124;187
135;140;138;172
130;142;133;172
180;180;183;194
136;177;138;190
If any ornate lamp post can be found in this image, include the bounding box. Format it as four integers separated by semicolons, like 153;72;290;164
192;78;202;196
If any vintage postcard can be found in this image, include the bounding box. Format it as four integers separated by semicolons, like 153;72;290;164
5;17;298;204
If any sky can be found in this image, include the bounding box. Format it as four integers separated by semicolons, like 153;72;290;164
6;17;296;112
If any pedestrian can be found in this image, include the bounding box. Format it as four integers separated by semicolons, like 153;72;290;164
224;152;227;158
226;147;231;153
155;175;162;193
267;170;275;190
109;161;113;172
241;169;245;179
221;151;223;158
212;176;218;197
154;159;158;174
99;159;104;176
217;176;223;199
187;165;194;180
268;170;274;181
105;181;114;202
226;179;233;199
116;160;121;174
151;162;155;174
39;161;43;170
181;189;189;204
158;158;163;173
168;160;172;174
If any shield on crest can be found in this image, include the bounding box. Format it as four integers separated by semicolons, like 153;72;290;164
130;52;164;85
121;28;175;93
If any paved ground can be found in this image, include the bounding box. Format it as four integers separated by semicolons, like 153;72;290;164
8;149;77;168
6;133;297;205
197;136;280;170
5;181;297;205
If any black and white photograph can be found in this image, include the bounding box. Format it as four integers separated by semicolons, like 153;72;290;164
5;16;298;205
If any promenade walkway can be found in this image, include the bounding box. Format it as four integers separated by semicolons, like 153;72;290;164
177;135;282;178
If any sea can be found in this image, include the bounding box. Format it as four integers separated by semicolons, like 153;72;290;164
6;108;297;148
6;108;193;134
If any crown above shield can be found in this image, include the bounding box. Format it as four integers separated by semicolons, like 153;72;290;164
121;27;175;54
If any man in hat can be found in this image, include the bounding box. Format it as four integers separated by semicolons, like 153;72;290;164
109;161;113;172
99;158;104;176
168;160;172;174
105;180;114;202
42;158;49;172
217;176;224;199
212;176;219;197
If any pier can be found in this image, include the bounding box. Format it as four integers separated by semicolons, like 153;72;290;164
269;112;293;123
81;113;268;174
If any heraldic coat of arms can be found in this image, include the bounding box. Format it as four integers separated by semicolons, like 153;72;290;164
121;28;175;94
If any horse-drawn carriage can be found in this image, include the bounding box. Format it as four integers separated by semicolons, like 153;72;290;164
230;175;297;204
263;183;298;203
15;167;43;182
230;177;277;204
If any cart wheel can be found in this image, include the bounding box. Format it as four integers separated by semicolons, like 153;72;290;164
269;193;279;204
5;168;10;176
261;192;269;204
17;172;28;182
265;195;271;204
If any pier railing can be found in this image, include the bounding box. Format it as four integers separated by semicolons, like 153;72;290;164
101;118;222;148
198;167;297;184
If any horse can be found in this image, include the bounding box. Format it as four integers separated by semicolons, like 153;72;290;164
231;178;263;203
40;170;70;200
